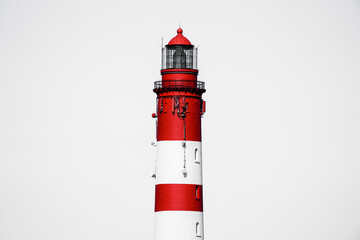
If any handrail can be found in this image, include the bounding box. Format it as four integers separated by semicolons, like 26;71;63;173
154;80;205;90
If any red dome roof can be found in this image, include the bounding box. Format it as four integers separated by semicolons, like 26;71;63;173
167;28;192;45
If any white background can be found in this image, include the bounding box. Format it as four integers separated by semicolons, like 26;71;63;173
1;0;360;239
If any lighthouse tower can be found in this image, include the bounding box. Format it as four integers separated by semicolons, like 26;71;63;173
152;28;206;240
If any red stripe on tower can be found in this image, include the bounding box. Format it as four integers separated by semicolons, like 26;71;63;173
155;184;203;212
156;97;202;141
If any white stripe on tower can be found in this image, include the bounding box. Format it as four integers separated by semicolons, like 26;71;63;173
156;141;202;185
155;211;204;240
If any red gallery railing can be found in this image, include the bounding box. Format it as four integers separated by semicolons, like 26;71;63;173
154;80;205;90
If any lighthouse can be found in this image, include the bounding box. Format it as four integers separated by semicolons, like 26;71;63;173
152;28;206;240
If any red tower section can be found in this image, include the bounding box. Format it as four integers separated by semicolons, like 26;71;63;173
154;28;206;142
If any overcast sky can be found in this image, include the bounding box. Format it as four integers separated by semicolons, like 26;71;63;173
1;0;360;240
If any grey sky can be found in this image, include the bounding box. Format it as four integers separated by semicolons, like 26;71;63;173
1;0;360;239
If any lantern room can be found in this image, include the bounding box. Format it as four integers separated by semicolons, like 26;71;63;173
161;28;198;70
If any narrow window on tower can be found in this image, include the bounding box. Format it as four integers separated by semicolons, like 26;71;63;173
160;98;163;113
195;186;200;200
196;222;201;237
156;98;159;114
195;148;200;163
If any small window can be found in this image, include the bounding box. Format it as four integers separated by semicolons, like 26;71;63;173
195;186;200;200
196;222;201;237
195;148;200;163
